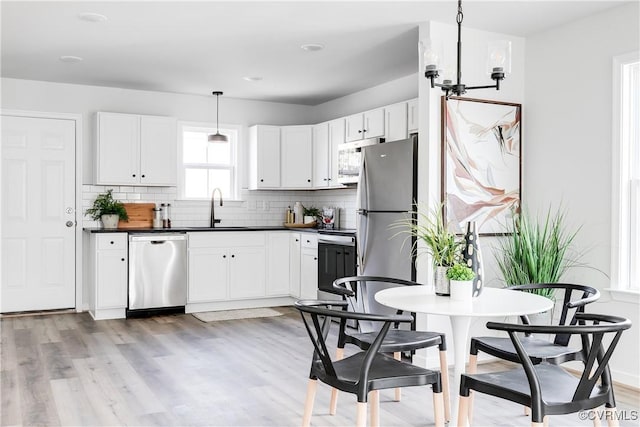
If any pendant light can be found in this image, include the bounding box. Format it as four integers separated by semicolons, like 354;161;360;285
423;0;511;99
208;91;228;142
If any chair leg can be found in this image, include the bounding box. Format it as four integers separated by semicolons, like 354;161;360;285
356;402;367;427
329;348;344;415
393;352;402;401
457;395;469;427
525;406;531;416
439;350;451;422
593;410;602;427
605;407;620;427
467;353;477;424
543;415;549;427
531;423;544;427
302;379;317;427
432;390;445;427
370;390;379;427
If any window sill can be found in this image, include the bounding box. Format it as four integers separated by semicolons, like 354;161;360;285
604;288;640;304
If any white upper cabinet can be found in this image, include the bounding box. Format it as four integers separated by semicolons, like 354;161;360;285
384;102;408;142
95;112;177;186
345;108;385;142
407;98;419;133
249;125;281;189
328;119;346;187
281;125;313;188
312;122;330;188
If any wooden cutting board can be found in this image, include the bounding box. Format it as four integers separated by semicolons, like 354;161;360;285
119;203;156;229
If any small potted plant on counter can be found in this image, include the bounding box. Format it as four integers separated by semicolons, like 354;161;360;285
86;189;128;229
446;263;475;302
303;205;322;225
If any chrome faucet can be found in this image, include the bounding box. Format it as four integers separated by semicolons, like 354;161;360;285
210;188;223;227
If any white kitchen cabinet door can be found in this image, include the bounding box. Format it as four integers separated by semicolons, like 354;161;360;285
385;102;408;142
188;247;228;302
94;234;128;310
289;233;302;297
300;249;318;299
345;113;364;142
96;112;177;186
363;108;385;139
345;108;384;142
249;125;281;189
407;98;419;133
328;118;346;187
266;233;291;296
312;122;330;188
140;115;177;186
228;247;266;299
281;125;313;188
96;112;139;185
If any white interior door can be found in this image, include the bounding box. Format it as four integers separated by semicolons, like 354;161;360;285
1;115;76;313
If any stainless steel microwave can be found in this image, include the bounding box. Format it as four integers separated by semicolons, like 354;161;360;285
337;138;382;184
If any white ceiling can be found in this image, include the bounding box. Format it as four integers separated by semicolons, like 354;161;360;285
0;1;630;105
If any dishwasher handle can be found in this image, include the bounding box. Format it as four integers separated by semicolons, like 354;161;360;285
129;234;187;242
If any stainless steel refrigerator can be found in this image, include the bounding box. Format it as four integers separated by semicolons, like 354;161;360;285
356;136;417;282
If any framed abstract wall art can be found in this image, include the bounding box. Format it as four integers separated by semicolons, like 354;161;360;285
441;97;522;235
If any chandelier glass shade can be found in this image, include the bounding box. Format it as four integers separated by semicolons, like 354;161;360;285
423;0;511;98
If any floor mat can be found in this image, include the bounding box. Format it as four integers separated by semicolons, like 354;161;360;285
192;307;283;322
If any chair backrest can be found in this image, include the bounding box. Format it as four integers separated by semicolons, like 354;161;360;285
332;276;421;333
487;313;631;410
294;299;414;381
510;283;600;346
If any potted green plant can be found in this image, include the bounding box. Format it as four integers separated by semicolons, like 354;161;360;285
86;189;129;229
303;205;321;225
447;263;475;301
495;207;582;299
393;203;462;295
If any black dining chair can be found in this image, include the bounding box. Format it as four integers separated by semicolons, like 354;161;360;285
295;299;445;427
467;283;600;419
330;276;451;421
458;312;631;427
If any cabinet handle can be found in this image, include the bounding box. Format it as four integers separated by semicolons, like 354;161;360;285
314;257;317;261
121;258;125;261
132;174;136;177
327;178;332;181
323;178;328;181
337;251;342;255
358;130;362;133
260;179;264;182
110;241;114;245
223;255;226;258
231;254;235;258
306;240;310;243
295;239;299;242
307;179;311;182
141;174;146;178
363;129;367;133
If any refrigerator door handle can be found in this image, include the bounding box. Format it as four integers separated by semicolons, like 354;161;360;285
356;210;366;273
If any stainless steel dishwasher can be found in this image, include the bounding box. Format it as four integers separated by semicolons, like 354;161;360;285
128;234;187;314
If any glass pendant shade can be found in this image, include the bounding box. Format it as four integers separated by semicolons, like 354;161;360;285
487;40;512;75
421;39;443;72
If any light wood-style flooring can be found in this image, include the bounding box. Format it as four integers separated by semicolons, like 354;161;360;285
1;307;638;426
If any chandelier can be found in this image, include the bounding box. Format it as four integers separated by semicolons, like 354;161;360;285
423;0;511;99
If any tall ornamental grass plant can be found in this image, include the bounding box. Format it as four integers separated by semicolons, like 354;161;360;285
495;207;581;299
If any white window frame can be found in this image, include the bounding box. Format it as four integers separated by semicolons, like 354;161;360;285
611;51;639;296
177;121;241;201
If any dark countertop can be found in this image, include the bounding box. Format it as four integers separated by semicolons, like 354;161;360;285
83;226;356;236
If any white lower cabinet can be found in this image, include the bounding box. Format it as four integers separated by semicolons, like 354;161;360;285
89;233;128;320
289;233;302;297
188;232;266;303
267;232;293;296
300;234;318;299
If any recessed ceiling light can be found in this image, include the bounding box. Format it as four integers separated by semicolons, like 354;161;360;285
243;76;263;82
59;56;83;63
301;43;324;52
79;12;108;23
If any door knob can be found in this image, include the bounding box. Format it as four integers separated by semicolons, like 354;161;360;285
65;221;75;227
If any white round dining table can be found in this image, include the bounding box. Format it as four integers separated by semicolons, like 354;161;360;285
375;286;554;425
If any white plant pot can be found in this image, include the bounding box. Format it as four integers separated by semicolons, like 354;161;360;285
450;279;473;301
101;214;120;229
304;216;316;224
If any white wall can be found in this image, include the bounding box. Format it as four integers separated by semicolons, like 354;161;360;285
524;2;639;387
